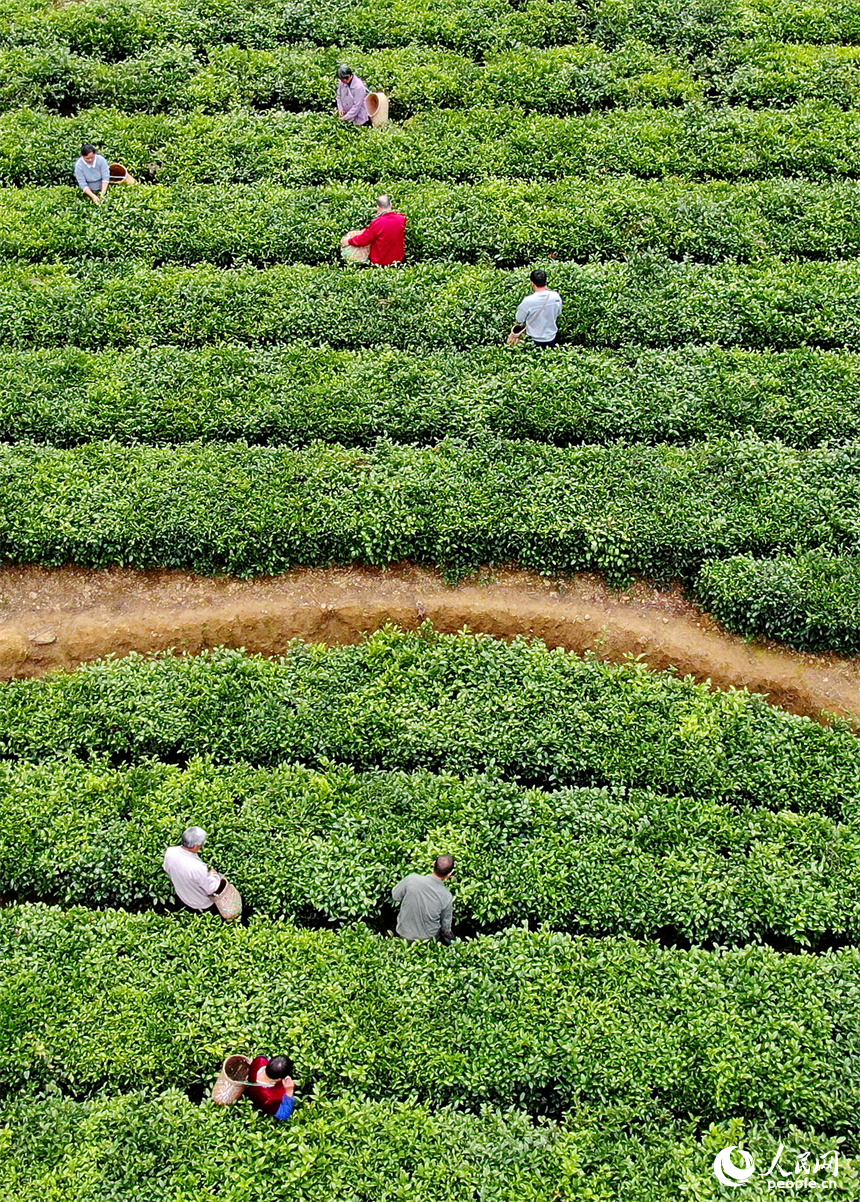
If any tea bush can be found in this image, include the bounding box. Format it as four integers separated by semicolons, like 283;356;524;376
6;258;860;351
0;42;701;116
3;904;859;1131
1;437;860;578
4;343;860;449
3;1091;853;1202
4;104;860;186
0;756;855;943
697;552;860;655
0;632;855;813
9;177;860;267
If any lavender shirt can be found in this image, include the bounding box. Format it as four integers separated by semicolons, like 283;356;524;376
337;74;369;124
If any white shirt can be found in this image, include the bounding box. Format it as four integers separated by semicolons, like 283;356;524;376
162;845;221;910
515;289;563;342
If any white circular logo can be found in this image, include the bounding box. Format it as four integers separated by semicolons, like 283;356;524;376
713;1147;755;1187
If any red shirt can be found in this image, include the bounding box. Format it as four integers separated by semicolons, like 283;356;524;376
245;1055;287;1116
348;211;407;265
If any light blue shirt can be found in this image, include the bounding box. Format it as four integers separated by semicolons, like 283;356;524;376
74;154;110;192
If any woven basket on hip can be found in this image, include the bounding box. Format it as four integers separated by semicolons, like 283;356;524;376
367;92;389;127
214;878;243;922
341;242;371;263
212;1054;251;1105
109;161;137;184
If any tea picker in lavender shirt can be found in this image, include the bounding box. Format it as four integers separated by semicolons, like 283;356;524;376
336;64;371;126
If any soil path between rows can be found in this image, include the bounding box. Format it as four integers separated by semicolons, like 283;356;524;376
0;562;858;725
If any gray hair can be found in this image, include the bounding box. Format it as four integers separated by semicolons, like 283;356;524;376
376;194;392;211
182;826;207;848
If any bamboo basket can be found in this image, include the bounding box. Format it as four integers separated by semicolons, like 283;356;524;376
212;1054;251;1105
367;92;389;127
109;162;137;184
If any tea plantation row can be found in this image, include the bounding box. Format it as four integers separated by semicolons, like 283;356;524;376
12;178;860;267
1;436;860;580
9;259;860;350
3;756;855;943
6;343;860;450
3;0;859;56
0;633;853;813
6;104;860;185
4;905;859;1132
7;40;860;116
5;1090;851;1202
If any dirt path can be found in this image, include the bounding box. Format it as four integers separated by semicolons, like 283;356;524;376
0;563;858;725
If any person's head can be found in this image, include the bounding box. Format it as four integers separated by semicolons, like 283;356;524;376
433;854;455;880
80;143;97;164
181;826;207;852
376;194;393;213
266;1055;293;1078
530;269;548;289
336;64;353;81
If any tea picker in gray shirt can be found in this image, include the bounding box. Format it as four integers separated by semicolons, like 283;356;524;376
514;269;563;348
392;854;455;945
74;143;110;205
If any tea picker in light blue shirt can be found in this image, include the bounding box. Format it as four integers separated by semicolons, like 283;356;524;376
74;143;110;205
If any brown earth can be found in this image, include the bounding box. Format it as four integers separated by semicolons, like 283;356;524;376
0;562;859;726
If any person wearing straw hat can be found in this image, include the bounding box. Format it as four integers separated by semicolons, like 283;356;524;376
245;1055;297;1121
341;195;407;266
162;826;226;914
74;143;110;204
336;64;371;126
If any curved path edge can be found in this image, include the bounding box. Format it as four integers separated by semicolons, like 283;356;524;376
0;563;858;727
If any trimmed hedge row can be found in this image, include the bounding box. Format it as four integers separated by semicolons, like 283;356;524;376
2;437;860;582
2;757;855;943
5;104;860;186
2;1092;854;1202
710;38;860;108
5;0;860;57
11;178;860;267
10;343;860;450
0;632;855;814
0;42;701;117
8;39;860;117
697;552;860;656
3;906;859;1129
8;259;860;351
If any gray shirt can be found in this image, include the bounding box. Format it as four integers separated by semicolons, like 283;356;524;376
74;154;110;192
515;288;563;342
392;873;453;941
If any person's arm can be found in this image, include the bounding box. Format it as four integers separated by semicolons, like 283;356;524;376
348;217;379;248
97;157;110;196
515;297;530;324
341;80;368;123
274;1076;296;1121
204;868;223;896
439;894;454;944
391;877;407;904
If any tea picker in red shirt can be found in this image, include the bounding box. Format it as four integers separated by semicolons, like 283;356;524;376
341;195;407;266
245;1055;297;1121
